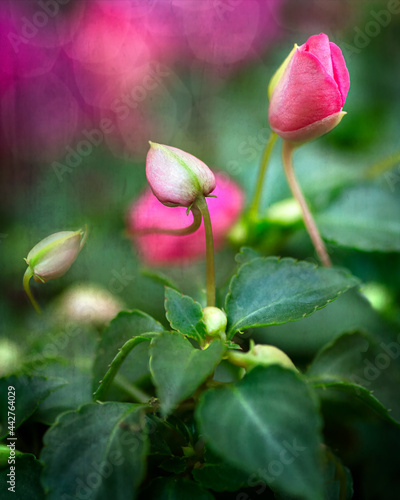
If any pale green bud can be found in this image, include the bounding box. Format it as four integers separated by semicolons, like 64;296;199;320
23;226;88;313
229;341;297;372
202;306;227;339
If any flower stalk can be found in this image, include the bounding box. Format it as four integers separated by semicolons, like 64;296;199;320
129;205;202;236
249;131;278;219
23;267;42;314
282;141;332;267
195;196;216;307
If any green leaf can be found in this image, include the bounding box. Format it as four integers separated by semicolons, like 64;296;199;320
159;456;188;473
31;360;93;425
141;269;180;291
0;445;24;467
312;380;397;426
41;402;148;500
0;453;45;500
235;246;261;265
94;335;157;401
92;310;164;393
308;331;400;422
275;447;353;500
225;257;360;338
321;454;353;500
0;375;66;438
165;287;208;345
146;414;190;457
196;365;324;500
140;477;215;500
252;289;383;358
150;332;225;417
192;447;248;492
317;185;400;252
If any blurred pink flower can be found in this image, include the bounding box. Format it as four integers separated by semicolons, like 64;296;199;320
145;0;283;67
1;71;81;162
127;172;244;265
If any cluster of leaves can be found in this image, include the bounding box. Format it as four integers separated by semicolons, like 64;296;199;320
2;242;400;500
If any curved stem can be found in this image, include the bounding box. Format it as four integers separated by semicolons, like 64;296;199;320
130;205;202;236
195;196;215;307
249;131;278;218
93;335;152;401
282;141;332;267
23;267;42;314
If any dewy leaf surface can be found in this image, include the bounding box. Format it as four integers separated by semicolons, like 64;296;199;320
225;256;360;338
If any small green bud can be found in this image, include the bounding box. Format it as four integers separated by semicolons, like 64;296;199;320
228;341;297;372
202;306;227;339
23;226;88;313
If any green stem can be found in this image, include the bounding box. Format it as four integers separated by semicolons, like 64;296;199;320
131;205;202;236
93;336;153;401
282;141;332;267
113;374;151;404
249;131;278;218
23;267;42;314
364;151;400;179
195;196;215;307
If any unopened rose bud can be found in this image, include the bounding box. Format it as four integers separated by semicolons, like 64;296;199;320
146;142;216;207
202;306;227;339
229;342;297;372
268;33;349;144
23;226;87;313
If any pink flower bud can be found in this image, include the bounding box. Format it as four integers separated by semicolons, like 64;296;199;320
127;173;244;265
146;142;216;207
268;33;350;143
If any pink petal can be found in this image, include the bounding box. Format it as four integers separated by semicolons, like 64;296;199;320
329;42;350;106
300;33;333;78
269;49;342;133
